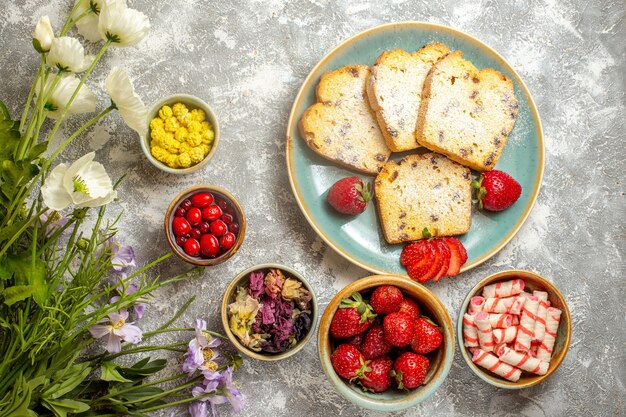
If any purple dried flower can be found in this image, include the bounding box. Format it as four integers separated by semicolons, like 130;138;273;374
274;297;293;319
273;316;294;345
293;311;312;341
260;300;275;325
249;271;265;298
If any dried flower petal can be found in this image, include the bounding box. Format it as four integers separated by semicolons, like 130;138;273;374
264;269;285;299
227;287;260;346
281;278;312;310
249;271;265;298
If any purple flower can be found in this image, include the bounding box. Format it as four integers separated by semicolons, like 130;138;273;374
274;297;293;319
260;298;275;325
293;311;312;341
249;271;264;298
189;402;208;417
109;280;147;319
182;319;221;375
106;237;136;271
88;310;142;353
190;367;244;416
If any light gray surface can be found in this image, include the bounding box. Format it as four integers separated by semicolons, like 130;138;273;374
1;0;624;416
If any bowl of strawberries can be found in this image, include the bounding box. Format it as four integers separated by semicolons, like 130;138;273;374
318;275;454;411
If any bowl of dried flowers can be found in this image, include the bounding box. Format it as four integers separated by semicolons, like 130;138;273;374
221;263;318;361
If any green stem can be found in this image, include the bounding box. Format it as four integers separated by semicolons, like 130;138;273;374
101;342;188;361
19;55;45;132
138;378;200;406
61;8;92;35
48;105;114;163
61;0;90;35
46;39;111;151
0;208;48;258
135;393;216;413
94;372;189;402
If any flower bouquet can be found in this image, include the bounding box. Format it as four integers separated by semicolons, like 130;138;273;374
0;1;244;416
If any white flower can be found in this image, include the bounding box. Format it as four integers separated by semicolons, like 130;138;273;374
98;1;150;47
41;152;117;211
74;0;103;42
106;67;147;136
33;16;54;52
36;74;96;119
46;36;91;72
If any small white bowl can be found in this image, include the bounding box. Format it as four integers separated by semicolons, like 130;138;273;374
141;94;220;175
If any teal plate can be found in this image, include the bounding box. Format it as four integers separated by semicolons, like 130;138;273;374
286;22;544;277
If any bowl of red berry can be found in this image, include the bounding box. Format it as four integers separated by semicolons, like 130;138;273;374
318;275;454;411
165;185;245;266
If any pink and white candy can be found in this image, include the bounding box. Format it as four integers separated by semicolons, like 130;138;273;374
472;348;522;382
488;313;514;329
514;295;539;352
493;326;518;344
482;279;525;299
463;313;480;348
475;311;495;352
496;345;548;375
483;296;526;315
536;307;562;362
469;296;485;315
533;291;550;342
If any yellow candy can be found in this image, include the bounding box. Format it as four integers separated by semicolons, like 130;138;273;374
158;105;173;119
174;126;189;142
190;109;205;122
178;112;192;127
164;117;179;133
201;129;214;145
189;147;205;164
150;117;164;131
172;103;189;118
187;132;202;147
178;152;192;168
151;126;165;141
187;120;201;133
179;142;191;154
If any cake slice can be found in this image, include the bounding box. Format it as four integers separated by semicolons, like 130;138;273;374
416;51;518;171
367;43;450;152
299;65;391;174
374;153;472;244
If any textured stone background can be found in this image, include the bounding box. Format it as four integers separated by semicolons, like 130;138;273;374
1;0;624;416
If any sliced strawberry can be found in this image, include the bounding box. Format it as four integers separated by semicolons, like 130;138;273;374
442;237;463;277
417;240;444;282
454;239;468;265
402;241;436;281
432;240;451;282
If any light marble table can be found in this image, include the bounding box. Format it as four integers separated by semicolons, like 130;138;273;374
1;0;624;416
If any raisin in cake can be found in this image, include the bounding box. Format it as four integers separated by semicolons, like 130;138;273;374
367;43;450;152
298;65;391;174
374;153;472;244
416;51;518;172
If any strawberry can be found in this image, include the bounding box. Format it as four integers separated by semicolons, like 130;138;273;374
432;239;451;282
343;332;365;348
401;241;435;281
417;241;445;282
330;292;376;338
392;352;430;389
398;297;420;320
330;344;369;380
383;312;415;347
410;317;443;354
361;324;393;359
370;285;403;314
327;177;372;215
473;170;522;212
360;356;393;393
441;237;467;277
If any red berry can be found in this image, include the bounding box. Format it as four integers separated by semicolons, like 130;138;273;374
330;344;367;380
392;352;429;389
186;207;202;226
410;317;443;354
200;234;219;257
199;222;210;234
440;237;467;277
202;205;222;222
474;170;522;212
218;199;229;210
330;293;376;339
370;285;403;315
327;177;371;215
174;207;186;217
175;236;187;247
360;324;392;359
401;241;436;281
209;220;227;237
183;238;200;257
221;213;233;224
398;298;420;320
181;198;193;209
413;240;445;283
383;312;415;347
344;333;365;348
219;232;236;251
361;356;393;393
190;228;202;240
228;222;239;234
432;239;451;283
172;217;191;237
191;192;213;208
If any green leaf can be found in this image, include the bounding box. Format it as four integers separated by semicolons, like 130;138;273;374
2;285;34;306
28;140;48;159
0;99;11;121
0;255;48;304
120;358;167;378
118;386;164;402
0;222;28;247
32;38;44;54
101;361;133;383
44;363;91;399
42;398;90;417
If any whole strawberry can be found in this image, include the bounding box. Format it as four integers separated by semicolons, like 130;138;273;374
330;292;377;338
344;332;365;348
392;352;430;389
360;356;393;393
331;344;369;380
410;317;443;354
327;177;371;215
383;312;415;347
370;285;403;315
361;324;392;359
473;170;522;212
398;298;420;320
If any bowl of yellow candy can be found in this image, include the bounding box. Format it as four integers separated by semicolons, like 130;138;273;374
142;94;219;174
